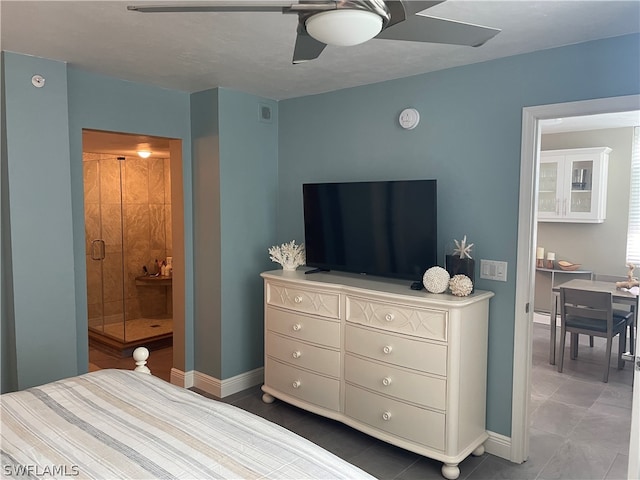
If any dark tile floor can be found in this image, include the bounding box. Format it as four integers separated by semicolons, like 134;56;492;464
90;321;633;479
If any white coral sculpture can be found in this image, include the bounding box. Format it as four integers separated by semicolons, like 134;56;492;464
450;274;473;297
268;240;306;271
452;235;474;259
423;266;450;294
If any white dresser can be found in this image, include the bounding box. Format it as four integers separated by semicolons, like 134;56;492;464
261;269;494;480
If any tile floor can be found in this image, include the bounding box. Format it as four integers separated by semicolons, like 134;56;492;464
91;321;634;479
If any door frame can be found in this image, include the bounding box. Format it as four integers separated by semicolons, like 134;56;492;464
511;94;640;463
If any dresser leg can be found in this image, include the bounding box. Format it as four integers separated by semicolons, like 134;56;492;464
441;463;460;480
472;444;485;456
262;392;275;404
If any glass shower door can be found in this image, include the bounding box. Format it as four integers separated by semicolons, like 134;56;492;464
84;154;126;342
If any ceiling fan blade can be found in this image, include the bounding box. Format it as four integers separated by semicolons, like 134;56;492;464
127;1;336;13
384;1;443;28
377;14;500;47
292;27;327;64
127;2;292;13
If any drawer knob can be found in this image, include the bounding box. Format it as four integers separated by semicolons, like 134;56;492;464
382;411;392;421
292;323;302;331
294;295;303;304
292;380;301;389
292;350;302;359
383;345;393;355
385;313;395;322
382;377;392;386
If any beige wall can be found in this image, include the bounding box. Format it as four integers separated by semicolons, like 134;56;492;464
534;127;634;312
83;153;172;326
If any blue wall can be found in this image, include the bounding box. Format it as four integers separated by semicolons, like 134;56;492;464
3;52;76;389
191;88;278;380
277;34;640;436
192;88;223;377
218;89;278;378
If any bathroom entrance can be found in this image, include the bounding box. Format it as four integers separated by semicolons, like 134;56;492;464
82;129;175;358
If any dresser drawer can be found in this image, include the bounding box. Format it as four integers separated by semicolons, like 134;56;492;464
265;358;340;412
266;307;340;349
345;354;445;410
266;281;340;319
346;295;447;341
267;331;341;378
345;324;447;376
345;384;445;451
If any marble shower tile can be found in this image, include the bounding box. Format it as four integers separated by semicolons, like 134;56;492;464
83;160;99;204
124;204;150;252
149;204;166;251
123;157;149;204
100;158;122;204
163;157;172;205
102;252;124;303
148;158;165;205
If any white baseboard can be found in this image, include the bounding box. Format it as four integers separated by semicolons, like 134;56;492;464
485;431;513;462
170;367;193;388
172;367;264;398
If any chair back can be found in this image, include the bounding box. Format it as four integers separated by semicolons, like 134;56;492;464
560;287;614;333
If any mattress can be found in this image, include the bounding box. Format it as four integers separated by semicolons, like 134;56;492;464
1;369;374;479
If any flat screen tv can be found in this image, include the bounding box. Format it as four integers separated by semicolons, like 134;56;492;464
303;180;437;282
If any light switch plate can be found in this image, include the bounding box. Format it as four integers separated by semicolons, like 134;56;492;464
480;259;508;282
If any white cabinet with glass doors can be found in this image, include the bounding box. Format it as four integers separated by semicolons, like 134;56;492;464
538;147;611;223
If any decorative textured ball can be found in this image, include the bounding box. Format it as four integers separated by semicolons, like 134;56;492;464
449;274;473;297
423;266;451;294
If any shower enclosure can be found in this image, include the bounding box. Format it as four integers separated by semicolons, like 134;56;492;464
84;150;173;356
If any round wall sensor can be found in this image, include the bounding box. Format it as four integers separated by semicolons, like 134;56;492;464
399;108;420;130
31;75;45;88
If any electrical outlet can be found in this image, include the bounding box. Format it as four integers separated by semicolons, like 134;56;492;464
480;259;508;282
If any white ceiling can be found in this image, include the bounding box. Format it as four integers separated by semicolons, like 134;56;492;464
3;1;639;154
2;0;639;101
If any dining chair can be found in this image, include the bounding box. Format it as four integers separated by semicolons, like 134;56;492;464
558;287;628;383
593;273;636;355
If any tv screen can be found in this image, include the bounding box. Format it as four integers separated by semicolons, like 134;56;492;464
303;180;437;282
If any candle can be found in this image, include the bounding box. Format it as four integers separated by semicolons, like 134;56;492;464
536;247;544;259
546;252;555;269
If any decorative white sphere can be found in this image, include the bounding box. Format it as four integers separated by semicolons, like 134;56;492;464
423;266;450;293
449;274;473;297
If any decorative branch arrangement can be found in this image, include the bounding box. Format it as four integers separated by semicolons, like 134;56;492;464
268;240;306;271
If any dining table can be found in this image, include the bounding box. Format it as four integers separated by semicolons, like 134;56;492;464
548;278;639;365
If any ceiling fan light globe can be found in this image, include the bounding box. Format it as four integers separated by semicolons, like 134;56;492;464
305;10;383;47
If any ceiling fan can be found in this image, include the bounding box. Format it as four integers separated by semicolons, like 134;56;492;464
127;1;500;64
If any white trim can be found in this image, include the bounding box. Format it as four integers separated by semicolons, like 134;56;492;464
191;368;264;398
513;95;640;464
485;431;513;462
170;367;193;388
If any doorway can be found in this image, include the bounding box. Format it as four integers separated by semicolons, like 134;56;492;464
511;95;640;467
82;129;177;360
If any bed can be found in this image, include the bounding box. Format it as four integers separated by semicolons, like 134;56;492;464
1;360;374;479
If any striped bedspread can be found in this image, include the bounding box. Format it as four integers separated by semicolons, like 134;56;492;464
1;369;374;479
